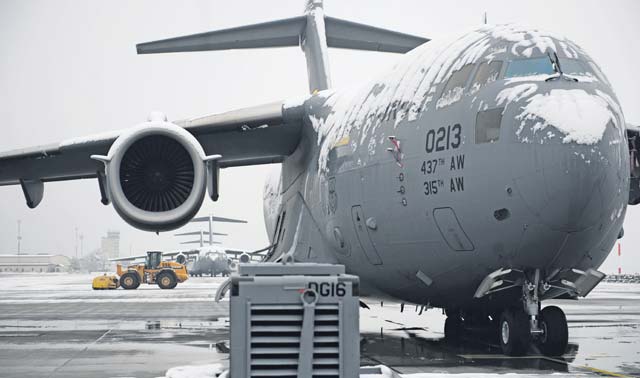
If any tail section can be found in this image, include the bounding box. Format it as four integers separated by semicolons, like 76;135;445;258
302;0;331;92
136;0;429;93
174;215;245;246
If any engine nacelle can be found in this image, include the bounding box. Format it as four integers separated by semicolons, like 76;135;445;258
176;253;187;265
92;114;219;232
239;253;251;264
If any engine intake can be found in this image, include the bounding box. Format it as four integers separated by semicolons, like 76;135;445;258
92;115;219;232
120;135;195;212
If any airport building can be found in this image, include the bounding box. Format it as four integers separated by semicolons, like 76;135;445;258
0;254;71;273
100;230;120;259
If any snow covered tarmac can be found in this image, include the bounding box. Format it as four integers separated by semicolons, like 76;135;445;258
0;273;638;377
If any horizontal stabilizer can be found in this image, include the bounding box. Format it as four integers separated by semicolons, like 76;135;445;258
324;16;429;53
182;240;221;245
137;16;305;54
175;231;227;236
191;216;247;224
136;16;428;56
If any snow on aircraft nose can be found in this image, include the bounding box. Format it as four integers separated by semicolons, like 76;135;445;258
502;86;628;232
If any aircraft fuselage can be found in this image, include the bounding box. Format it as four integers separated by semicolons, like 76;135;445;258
265;25;628;311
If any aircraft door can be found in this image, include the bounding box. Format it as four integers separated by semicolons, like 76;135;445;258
351;205;383;265
433;207;474;251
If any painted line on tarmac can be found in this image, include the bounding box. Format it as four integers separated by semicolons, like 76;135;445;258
45;327;114;378
459;354;632;377
543;356;633;378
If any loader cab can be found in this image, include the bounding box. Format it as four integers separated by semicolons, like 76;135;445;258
146;251;162;269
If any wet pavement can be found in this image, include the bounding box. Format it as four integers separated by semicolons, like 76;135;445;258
0;273;638;377
0;274;229;378
360;283;640;377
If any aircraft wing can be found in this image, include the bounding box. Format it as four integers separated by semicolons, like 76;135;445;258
175;231;227;236
110;250;201;262
110;254;146;262
0;99;305;207
162;250;202;257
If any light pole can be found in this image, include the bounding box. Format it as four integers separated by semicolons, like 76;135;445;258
17;220;22;255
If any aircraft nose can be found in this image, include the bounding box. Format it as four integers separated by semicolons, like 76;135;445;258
505;90;628;232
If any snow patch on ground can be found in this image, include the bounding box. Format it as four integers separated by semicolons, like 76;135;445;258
163;363;225;378
162;364;584;378
516;89;614;145
360;365;585;377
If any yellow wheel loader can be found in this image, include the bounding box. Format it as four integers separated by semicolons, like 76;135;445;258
116;251;189;290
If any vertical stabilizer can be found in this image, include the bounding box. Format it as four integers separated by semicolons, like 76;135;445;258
302;0;331;92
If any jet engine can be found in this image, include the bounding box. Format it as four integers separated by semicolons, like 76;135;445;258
239;253;251;264
176;253;187;265
92;113;220;232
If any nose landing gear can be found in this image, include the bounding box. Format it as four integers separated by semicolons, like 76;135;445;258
498;308;529;356
537;305;569;356
496;269;568;356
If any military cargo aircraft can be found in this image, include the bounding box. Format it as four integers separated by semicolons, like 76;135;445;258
174;214;247;276
0;0;637;356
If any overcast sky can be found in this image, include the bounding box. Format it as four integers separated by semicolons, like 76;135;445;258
0;0;638;273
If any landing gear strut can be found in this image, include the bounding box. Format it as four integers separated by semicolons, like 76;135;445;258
496;269;568;356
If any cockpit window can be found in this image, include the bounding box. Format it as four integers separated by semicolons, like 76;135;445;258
505;57;555;78
505;57;597;79
560;59;591;76
476;108;503;144
437;64;474;108
588;62;609;83
471;61;503;92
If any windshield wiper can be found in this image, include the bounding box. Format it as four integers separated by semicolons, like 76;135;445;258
545;52;579;82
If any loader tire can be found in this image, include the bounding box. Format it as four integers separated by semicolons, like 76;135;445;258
120;272;140;290
157;271;177;289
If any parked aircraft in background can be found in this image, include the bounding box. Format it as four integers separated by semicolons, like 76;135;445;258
111;249;198;266
175;213;247;276
1;0;637;356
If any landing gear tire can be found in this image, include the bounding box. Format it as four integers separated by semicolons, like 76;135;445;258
157;271;177;289
499;309;529;356
538;306;568;356
120;272;140;290
444;316;463;343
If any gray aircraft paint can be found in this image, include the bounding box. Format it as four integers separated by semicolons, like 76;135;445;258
0;1;631;314
262;24;628;310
